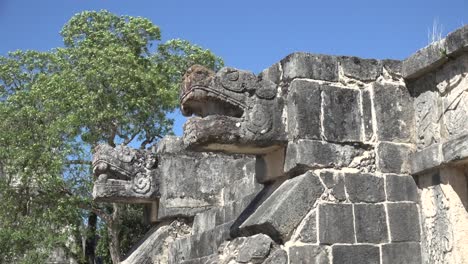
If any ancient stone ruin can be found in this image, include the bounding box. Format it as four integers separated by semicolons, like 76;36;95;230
93;25;468;263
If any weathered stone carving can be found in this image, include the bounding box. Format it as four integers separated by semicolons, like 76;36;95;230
91;25;468;264
178;51;425;263
92;144;159;203
180;65;286;154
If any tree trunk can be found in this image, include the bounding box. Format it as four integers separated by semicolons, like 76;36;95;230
108;203;121;264
85;212;97;264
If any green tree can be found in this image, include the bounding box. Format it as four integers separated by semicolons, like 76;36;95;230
0;10;222;264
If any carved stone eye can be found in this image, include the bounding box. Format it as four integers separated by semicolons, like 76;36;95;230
225;70;239;81
220;68;244;92
255;80;277;100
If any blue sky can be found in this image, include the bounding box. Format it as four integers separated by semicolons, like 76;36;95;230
1;0;466;136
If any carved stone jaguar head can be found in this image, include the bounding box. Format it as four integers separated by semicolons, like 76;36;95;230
180;65;286;155
92;144;159;203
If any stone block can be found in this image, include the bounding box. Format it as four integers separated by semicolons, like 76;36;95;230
122;224;174;264
318;170;346;201
260;62;281;84
318;203;355;244
220;193;259;226
354;204;388;243
414;90;441;148
239;171;324;242
322;85;362;142
289;245;329;264
332;245;380;264
382;59;402;76
376;142;412;174
362;89;374;141
402;39;447;79
442;133;468;164
441;76;468;138
284;139;362;174
236;234;273;264
263;249;288;264
445;24;468;55
344;172;385;203
192;209;216;234
281;52;339;82
159;151;254;218
339;56;381;81
230;180;285;238
182;223;231;261
295;210;317;243
222;159;259;202
373;83;414;142
287;80;322;140
169;236;191;264
255;147;286;183
385;174;418;202
381;242;422;264
410;143;443;174
387;203;421;242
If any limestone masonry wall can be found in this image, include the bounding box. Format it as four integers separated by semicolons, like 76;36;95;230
93;25;468;264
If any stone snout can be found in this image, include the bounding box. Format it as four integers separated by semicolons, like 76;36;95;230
92;144;160;204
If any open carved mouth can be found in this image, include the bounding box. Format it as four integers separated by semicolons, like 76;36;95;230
92;159;132;182
180;86;245;119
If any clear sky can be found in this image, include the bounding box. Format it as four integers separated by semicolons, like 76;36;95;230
1;0;466;136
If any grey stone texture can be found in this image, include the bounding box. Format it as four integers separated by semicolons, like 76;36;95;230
295;210;317;243
332;245;380;264
412;88;441;149
236;234;273;263
376;142;412;174
344;172;385;203
442;133;468;164
318;203;355;244
122;220;190;264
354;204;388;243
339;56;382;81
281;52;339;81
410;143;443;174
381;242;422;264
318;170;346;201
403;25;468;79
168;221;233;264
259;62;281;84
157;139;257;218
361;89;374;141
445;24;468;55
385;174;418;202
287;80;322;140
382;59;402;76
373;82;414;142
387;203;421;242
289;245;330;264
284;139;362;174
263;249;288;264
402;39;448;79
239;171;324;242
322;85;362;142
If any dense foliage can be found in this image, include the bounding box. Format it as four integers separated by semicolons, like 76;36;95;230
0;10;222;263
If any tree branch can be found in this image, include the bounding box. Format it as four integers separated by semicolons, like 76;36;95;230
77;202;112;224
108;122;117;148
59;185;113;224
66;159;92;165
123;130;140;146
